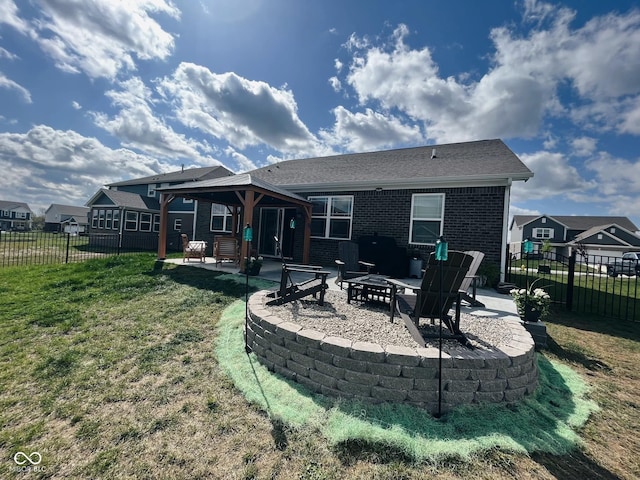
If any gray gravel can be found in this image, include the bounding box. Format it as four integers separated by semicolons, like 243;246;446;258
265;290;514;351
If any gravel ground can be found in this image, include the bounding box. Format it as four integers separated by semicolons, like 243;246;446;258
265;290;514;351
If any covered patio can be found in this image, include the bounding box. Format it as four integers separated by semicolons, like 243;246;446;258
156;173;313;270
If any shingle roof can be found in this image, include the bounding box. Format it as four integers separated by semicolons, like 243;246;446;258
107;165;234;187
513;215;639;232
0;200;33;212
249;139;532;188
47;204;90;217
96;189;160;211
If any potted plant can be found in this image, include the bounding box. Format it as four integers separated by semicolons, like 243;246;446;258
510;280;551;322
245;256;263;276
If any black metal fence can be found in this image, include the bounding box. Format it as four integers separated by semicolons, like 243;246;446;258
0;231;180;268
506;250;639;321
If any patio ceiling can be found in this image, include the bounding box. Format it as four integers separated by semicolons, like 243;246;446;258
156;173;312;266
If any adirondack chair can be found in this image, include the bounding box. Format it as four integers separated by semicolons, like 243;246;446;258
213;236;240;266
265;237;331;306
334;241;375;289
388;251;473;347
181;234;207;263
459;251;486;307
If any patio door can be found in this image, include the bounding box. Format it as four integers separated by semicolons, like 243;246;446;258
258;207;297;258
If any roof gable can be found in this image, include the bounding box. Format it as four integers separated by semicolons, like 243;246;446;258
512;215;639;233
87;189;159;210
107;165;234;187
0;200;33;213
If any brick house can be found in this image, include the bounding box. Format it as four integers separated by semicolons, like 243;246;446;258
163;139;532;280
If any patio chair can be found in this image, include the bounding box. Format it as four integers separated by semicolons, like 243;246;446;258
213;235;240;267
335;241;375;289
459;251;486;307
266;236;331;306
181;234;207;263
388;251;473;347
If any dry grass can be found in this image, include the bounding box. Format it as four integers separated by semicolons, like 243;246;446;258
0;256;638;479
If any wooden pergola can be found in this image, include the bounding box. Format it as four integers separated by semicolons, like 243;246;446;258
156;173;312;267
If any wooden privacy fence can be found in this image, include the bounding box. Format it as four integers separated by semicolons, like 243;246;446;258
506;250;639;321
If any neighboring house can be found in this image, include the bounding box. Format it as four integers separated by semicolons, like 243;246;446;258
85;165;234;250
181;139;532;278
510;215;640;261
0;200;33;231
44;204;90;233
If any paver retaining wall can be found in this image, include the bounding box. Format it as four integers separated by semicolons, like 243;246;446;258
246;291;538;413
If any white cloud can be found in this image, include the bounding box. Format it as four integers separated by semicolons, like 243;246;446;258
0;125;169;210
0;0;29;33
320;106;424;152
570;136;597;157
0;71;31;102
510;150;596;201
224;146;255;172
71;101;82;110
91;77;218;164
0;46;18;60
585;152;640;197
159;62;323;155
30;0;180;79
328;76;341;92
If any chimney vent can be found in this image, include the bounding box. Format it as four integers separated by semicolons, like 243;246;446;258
431;148;437;159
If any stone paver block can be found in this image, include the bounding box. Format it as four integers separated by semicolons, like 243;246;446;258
270;342;291;360
406;389;438;403
309;369;337;389
290;351;315;369
263;329;285;346
314;360;345;380
344;370;379;386
497;365;522;379
401;366;437;379
478;378;507;392
306;347;334;364
333;355;368;373
264;349;286;367
336;379;372;397
385;345;420;366
273;365;297;381
320;336;352;356
296;375;321;393
286;359;310;378
378;375;414;390
367;362;402;377
283;338;308;355
504;386;528;402
250;343;265;357
276;321;303;339
253;333;270;350
446;379;480;393
442;391;475;405
441;368;471;381
259;314;283;332
414;378;440;391
482;351;512;368
507;374;531;390
417;348;453;368
371;385;408;402
350;342;386;362
468;368;498;381
451;351;486;369
296;329;326;348
474;391;505;403
321;385;353;400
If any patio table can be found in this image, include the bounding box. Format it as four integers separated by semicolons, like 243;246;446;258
345;274;393;311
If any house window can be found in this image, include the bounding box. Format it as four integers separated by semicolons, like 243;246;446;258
533;228;553;239
98;209;105;229
309;195;353;239
597;233;603;240
148;184;156;197
139;212;152;232
210;204;233;232
541;217;547;223
1;210;8;217
610;227;616;234
16;212;26;219
174;218;182;231
113;210;120;230
153;214;160;233
125;211;138;231
92;210;98;228
105;210;112;230
409;194;445;245
183;198;193;204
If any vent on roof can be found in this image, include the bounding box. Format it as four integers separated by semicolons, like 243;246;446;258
431;148;437;159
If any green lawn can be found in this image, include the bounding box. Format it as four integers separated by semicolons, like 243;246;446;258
1;255;638;479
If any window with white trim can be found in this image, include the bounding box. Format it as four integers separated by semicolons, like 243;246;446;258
183;198;193;204
153;214;160;233
139;212;152;232
533;228;553;239
16;212;26;219
98;209;105;229
113;210;120;230
309;195;353;239
105;210;112;230
147;184;156;197
125;211;138;231
409;194;444;245
210;203;233;232
92;209;98;228
174;218;182;231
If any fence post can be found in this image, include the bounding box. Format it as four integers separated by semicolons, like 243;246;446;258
65;232;71;264
566;250;576;311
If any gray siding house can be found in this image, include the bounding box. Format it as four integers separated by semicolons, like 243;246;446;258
184;139;532;279
44;204;90;233
0;200;33;231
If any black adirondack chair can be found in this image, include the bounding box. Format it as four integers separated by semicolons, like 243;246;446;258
388;251;473;347
334;241;375;289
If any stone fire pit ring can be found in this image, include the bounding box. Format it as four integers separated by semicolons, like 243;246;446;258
246;290;538;414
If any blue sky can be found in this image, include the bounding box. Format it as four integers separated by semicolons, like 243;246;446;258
1;0;640;228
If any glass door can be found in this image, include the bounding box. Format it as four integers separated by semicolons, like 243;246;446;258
258;208;282;257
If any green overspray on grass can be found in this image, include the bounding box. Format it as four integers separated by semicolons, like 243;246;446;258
216;300;599;463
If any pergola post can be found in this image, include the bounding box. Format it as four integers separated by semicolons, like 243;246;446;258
302;205;312;264
157;193;171;260
240;189;255;273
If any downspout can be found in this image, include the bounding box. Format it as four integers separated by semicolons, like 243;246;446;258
500;180;512;283
192;200;198;239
